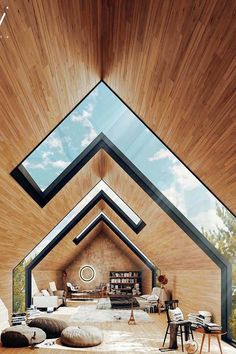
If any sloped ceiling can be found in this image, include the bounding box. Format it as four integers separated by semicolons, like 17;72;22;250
0;0;235;311
102;0;236;212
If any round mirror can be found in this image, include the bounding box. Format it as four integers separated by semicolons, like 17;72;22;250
79;265;96;282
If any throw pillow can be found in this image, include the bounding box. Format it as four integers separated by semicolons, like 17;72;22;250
41;289;50;296
168;307;184;322
28;317;69;339
47;287;54;296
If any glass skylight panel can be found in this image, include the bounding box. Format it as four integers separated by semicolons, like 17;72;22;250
19;81;235;253
14;82;235;340
99;180;141;224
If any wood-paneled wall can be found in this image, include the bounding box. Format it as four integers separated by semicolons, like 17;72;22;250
165;269;221;324
66;231;151;293
102;0;236;213
32;270;63;295
102;151;222;322
0;0;101;316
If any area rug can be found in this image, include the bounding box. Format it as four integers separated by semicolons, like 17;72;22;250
36;329;161;352
70;305;153;323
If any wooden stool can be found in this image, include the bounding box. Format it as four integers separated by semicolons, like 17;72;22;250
195;327;226;354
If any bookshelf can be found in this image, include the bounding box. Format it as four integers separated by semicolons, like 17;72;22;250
110;271;142;295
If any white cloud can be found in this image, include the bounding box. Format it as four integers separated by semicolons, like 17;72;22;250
46;133;63;153
42;151;54;160
149;148;177;163
71;103;97;147
162;186;187;215
81;128;98;147
71;103;93;123
170;163;199;191
190;208;225;232
50;160;70;169
28;163;45;170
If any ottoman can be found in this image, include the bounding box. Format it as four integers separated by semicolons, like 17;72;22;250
61;326;103;347
28;317;69;339
1;325;46;347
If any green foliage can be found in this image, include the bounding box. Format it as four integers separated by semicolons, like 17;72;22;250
202;204;236;340
202;204;236;262
13;261;26;313
13;256;34;313
230;309;236;339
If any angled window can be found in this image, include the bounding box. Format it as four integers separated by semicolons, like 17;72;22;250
13;181;144;312
11;81;236;343
73;212;155;271
25;212;157;308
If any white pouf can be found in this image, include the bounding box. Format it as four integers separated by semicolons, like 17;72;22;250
61;326;103;347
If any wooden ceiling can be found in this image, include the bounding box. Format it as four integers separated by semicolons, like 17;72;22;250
33;149;219;273
102;0;236;213
0;0;234;304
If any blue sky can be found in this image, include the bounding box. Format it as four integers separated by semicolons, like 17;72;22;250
22;82;234;235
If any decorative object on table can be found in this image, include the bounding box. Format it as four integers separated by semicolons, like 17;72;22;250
184;340;198;353
128;297;136;325
163;300;194;352
28;317;69;339
60;326;103;347
1;325;46;347
195;327;226;354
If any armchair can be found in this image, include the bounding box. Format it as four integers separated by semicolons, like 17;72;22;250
49;282;65;297
66;282;79;297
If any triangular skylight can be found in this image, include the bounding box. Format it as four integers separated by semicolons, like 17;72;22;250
12;81;235;239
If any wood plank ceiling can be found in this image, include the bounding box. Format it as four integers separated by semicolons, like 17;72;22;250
0;0;234;313
102;0;236;213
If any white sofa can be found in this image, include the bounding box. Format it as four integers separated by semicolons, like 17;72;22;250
32;284;65;310
33;295;63;309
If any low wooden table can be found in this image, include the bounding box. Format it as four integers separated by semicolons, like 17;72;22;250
195;327;226;354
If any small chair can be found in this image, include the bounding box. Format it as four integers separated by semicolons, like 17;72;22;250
163;300;194;352
67;282;79;292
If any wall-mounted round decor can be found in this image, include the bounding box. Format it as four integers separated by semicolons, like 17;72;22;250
79;265;96;282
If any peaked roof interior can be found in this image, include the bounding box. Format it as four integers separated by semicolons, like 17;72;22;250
0;0;235;325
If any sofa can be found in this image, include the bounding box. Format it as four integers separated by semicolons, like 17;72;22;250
33;282;65;309
33;294;63;309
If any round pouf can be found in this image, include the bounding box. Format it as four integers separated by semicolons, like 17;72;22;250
61;326;103;347
1;325;46;347
28;317;69;339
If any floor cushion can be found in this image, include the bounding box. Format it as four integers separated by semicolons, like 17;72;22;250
1;325;46;347
28;317;68;339
61;326;103;347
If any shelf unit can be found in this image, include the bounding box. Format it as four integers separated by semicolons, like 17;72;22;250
109;271;142;295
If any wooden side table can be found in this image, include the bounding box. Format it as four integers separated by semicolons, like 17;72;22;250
195;327;226;354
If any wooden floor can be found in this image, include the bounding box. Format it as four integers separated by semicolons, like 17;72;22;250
0;301;235;354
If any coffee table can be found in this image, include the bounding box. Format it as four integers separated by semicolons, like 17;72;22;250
195;327;226;354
